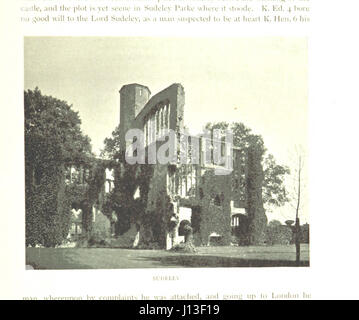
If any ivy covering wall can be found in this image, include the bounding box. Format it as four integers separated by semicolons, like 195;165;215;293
24;88;98;247
25;136;71;247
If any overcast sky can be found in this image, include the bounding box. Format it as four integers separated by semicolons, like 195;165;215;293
24;36;308;223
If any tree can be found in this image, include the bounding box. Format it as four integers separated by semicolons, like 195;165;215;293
205;121;263;152
263;154;290;209
292;150;305;264
25;88;92;160
266;220;292;245
100;125;121;160
25;88;93;247
285;220;294;227
268;220;282;228
205;122;290;210
101;157;148;237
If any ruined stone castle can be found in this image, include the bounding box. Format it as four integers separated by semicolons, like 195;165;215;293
65;82;267;248
113;83;267;249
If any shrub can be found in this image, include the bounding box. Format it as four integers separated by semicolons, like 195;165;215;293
266;224;293;245
89;211;111;246
300;223;310;243
170;242;197;253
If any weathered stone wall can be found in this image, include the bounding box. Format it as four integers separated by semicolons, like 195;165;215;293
194;170;232;246
119;84;151;151
134;83;185;132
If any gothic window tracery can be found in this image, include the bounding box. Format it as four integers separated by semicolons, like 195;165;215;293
143;102;171;147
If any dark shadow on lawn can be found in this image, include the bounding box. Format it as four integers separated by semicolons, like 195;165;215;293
137;254;310;268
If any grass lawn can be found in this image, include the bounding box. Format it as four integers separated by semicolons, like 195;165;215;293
26;244;309;269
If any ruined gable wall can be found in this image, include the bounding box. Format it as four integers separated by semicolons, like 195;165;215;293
134;83;185;132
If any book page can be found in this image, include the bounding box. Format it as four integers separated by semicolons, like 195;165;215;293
1;0;358;300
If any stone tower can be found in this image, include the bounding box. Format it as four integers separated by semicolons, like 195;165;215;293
119;83;151;151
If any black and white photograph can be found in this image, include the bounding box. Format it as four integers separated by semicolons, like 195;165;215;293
24;37;309;270
3;0;359;302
